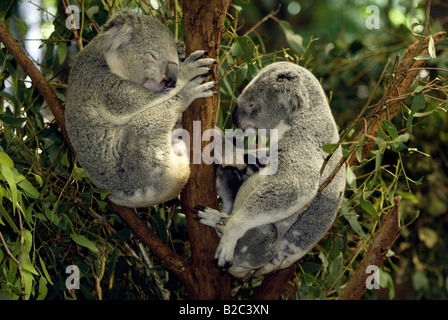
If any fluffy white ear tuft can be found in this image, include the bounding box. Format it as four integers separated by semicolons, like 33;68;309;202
103;24;135;52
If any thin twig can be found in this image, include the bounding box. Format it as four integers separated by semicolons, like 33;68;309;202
62;0;84;51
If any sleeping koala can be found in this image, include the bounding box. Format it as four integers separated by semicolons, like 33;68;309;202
195;62;346;278
65;10;215;207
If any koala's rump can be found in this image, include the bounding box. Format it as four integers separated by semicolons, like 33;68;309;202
107;115;190;207
70;113;189;207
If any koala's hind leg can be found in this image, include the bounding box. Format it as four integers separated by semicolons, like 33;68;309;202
192;205;280;277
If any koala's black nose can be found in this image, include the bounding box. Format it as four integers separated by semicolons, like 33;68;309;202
164;62;178;89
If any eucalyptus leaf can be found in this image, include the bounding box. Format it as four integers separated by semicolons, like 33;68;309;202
14;18;28;35
0;163;17;212
93;188;111;200
22;270;34;300
0;114;27;126
39;256;54;285
428;36;436;59
18;178;40;199
231;36;255;63
344;212;367;239
86;5;99;16
150;214;168;244
322;143;338;154
413;54;432;61
70;234;99;254
360;193;379;221
57;42;67;64
0;152;14;168
23;229;33;254
395;191;418;204
278;20;304;54
21;253;39;275
73;167;89;181
0;91;18;109
346;166;357;191
382;119;398;140
0;203;18;233
37;276;48;300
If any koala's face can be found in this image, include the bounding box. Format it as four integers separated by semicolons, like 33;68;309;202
232;62;303;131
104;13;179;92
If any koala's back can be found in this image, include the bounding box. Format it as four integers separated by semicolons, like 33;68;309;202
66;40;123;186
65;11;190;207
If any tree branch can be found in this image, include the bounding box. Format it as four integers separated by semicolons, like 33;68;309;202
337;197;401;300
0;21;72;151
181;0;233;299
354;31;446;165
107;200;195;292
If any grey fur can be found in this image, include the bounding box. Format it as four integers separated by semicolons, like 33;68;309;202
196;62;346;278
65;10;215;207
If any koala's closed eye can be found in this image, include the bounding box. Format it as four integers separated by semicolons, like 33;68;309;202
276;73;296;81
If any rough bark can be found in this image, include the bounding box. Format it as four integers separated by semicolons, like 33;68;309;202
180;0;233;299
337;197;401;300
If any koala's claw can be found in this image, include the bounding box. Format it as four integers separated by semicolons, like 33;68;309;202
214;240;236;269
193;205;206;211
214;258;233;272
180;51;215;77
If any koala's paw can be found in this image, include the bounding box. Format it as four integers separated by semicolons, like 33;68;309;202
214;234;238;269
179;50;216;85
192;205;229;228
181;77;216;107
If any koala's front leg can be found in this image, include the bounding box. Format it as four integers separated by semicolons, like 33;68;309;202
213;217;249;269
193;205;249;269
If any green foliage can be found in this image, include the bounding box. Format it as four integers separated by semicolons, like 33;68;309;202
1;0;447;300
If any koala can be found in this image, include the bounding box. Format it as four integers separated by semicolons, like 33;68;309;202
65;10;216;207
195;62;346;278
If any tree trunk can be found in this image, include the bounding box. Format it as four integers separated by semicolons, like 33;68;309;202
181;0;232;299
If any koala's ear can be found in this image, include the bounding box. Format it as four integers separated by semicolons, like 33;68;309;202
102;24;135;52
101;10;141;52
